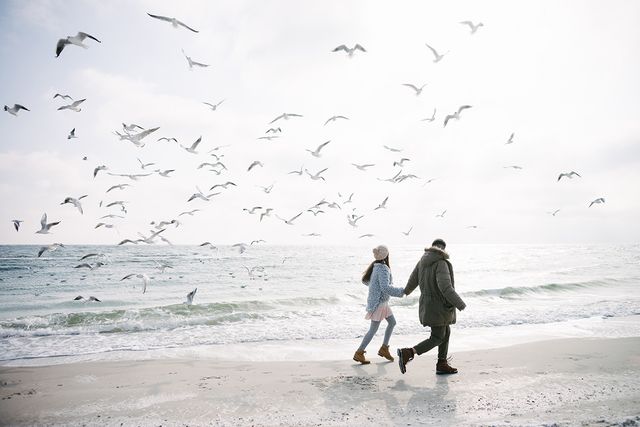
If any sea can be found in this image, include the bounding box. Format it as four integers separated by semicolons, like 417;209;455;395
1;244;639;366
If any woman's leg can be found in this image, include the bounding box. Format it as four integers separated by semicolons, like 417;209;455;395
382;315;397;346
358;320;381;351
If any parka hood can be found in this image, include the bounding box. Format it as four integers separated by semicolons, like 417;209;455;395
423;246;449;265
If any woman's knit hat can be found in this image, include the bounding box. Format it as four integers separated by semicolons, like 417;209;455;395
372;245;389;261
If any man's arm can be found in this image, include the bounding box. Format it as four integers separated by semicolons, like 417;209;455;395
435;261;466;310
403;262;420;295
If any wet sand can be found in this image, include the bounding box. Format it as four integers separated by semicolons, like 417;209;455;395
1;337;639;426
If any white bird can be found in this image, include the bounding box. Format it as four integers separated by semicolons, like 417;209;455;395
422;178;437;187
55;32;101;57
36;213;60;234
558;171;581;181
324;115;349;125
359;234;374;239
94;222;115;229
393;158;410;167
107;172;152;181
421;108;436;122
199;242;217;249
53;93;73;101
352;163;375;171
425;43;448;63
37;243;64;258
504;165;523;170
248;161;263;172
181;136;202;154
258;184;274;194
115;127;159;148
137;158;156;169
303;233;321;237
12;220;23;232
460;20;484;34
260;208;274;222
589;198;605;207
547;209;561;216
147;13;199;32
347;214;364;227
67;128;77;140
270;113;303;124
4;104;30;116
100;214;124;219
182;49;209;69
179;209;201;217
74;262;105;270
306;140;331;158
436;210;447;218
57;99;86;112
74;295;101;302
187;187;219;202
402;83;427;96
505;132;515;144
288;166;304;176
121;273;151;294
258;135;279;141
266;127;282;133
243;206;262;214
375;196;389;210
444;105;472;127
275;212;303;225
156;169;175;177
305;168;328;181
157;136;178;143
234;243;249;254
402;226;413;236
185;288;197;305
209;181;236;191
122;123;144;133
383;145;402;153
203;100;224;110
61;195;88;214
332;44;366;57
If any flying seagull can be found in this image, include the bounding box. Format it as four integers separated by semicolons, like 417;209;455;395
182;49;209;69
61;195;88;214
121;273;151;294
443;105;472;127
56;32;101;57
425;43;448;63
147;13;199;33
36;213;60;234
504;165;523;170
12;220;23;232
67;128;77;140
185;288;197;305
181;136;202;154
393;158;410;167
460;21;484;34
4;104;30;116
435;210;447;218
203;100;225;110
557;171;581;181
421;108;436;122
275;212;303;226
305;167;328;181
57;99;86;112
402;226;413;236
352;163;375;171
547;209;561;216
53;93;73;101
74;295;101;302
37;243;64;258
383;145;402;153
402;83;427;96
589;198;605;207
248;161;263;172
332;44;366;57
374;196;389;210
505;132;515;144
137;158;156;169
324;115;349;125
306;140;331;158
122;123;144;133
270;113;303;124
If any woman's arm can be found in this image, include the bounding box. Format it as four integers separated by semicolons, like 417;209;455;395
377;265;404;298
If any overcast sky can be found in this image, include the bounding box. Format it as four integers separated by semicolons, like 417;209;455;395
1;0;639;246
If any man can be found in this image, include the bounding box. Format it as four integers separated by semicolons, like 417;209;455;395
397;238;466;375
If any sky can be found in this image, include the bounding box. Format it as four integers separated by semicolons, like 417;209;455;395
0;0;639;246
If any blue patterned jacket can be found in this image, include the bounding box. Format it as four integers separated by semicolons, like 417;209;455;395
364;263;405;313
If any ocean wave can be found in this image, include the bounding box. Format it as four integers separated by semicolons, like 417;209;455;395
462;279;625;299
0;295;347;337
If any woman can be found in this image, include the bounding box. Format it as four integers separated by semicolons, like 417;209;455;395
353;244;405;364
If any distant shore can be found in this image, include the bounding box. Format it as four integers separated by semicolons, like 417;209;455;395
1;337;639;426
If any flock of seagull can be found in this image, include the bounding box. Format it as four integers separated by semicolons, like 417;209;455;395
5;12;607;303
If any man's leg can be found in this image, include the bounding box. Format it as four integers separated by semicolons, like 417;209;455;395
414;325;447;355
437;325;451;359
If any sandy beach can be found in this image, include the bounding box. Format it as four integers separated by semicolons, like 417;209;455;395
1;337;639;426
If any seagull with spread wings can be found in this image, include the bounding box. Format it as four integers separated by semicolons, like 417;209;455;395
402;83;427;96
306;140;331;158
4;104;30;116
147;13;199;32
332;44;366;57
324;115;349;125
443;105;472;127
182;49;209;70
270;113;303;124
460;20;484;34
425;43;448;63
36;213;61;234
56;32;101;57
203;100;224;111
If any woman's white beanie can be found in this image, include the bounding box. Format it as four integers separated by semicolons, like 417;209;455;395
372;245;389;261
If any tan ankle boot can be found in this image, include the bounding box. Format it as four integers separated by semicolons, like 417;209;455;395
378;344;394;361
353;349;370;364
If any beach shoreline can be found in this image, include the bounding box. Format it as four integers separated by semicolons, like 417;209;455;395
1;337;639;426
